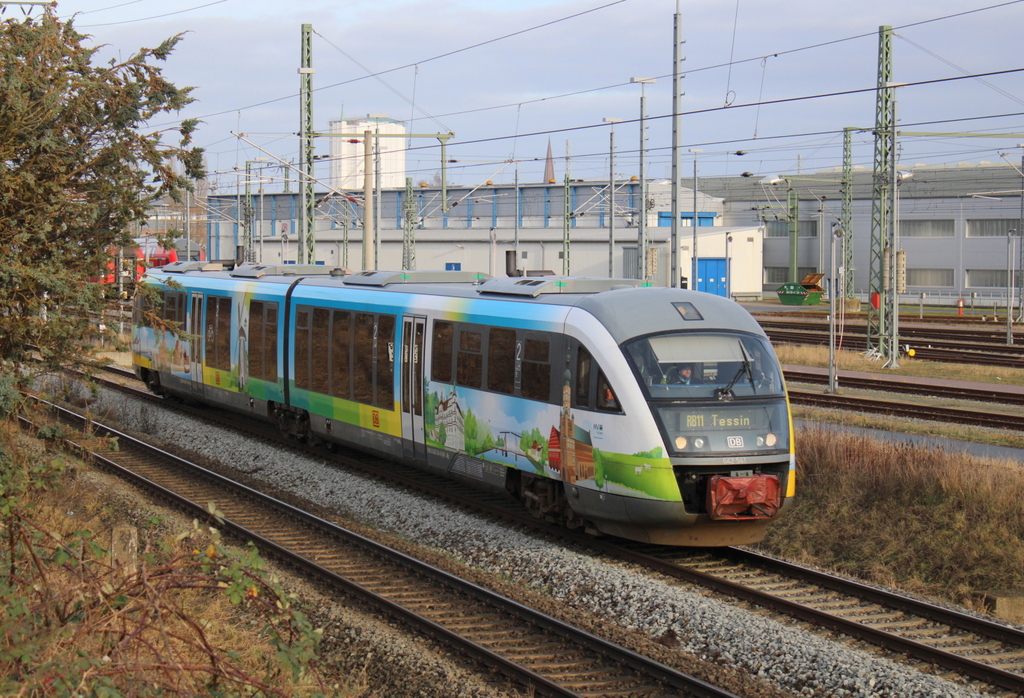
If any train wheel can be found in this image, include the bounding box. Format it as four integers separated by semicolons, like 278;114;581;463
144;370;164;396
520;473;566;524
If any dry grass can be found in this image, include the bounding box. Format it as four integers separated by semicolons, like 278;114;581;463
0;419;340;697
789;405;1024;450
756;425;1024;607
774;343;1024;386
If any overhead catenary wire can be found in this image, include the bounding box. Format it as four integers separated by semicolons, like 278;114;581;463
145;0;1024;145
77;0;227;27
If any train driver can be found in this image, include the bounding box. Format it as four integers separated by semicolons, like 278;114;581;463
668;363;696;385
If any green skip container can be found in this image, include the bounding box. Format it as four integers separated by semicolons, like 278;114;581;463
776;273;825;306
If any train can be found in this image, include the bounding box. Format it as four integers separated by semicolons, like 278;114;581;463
92;241;206;288
131;262;795;546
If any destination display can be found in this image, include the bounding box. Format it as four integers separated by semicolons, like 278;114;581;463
653;399;790;455
683;410;759;430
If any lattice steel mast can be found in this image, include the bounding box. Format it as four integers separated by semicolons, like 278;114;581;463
866;25;893;358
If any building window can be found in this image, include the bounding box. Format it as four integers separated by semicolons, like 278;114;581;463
967;219;1019;237
765;220;818;238
966;269;1013;288
901;219;955;237
906;268;954;287
764;267;817;284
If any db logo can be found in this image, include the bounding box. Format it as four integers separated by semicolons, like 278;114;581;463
372;410;380;428
727;436;744;449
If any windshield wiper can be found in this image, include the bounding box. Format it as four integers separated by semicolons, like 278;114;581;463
716;343;756;400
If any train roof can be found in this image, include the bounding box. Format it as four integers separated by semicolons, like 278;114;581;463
145;264;766;343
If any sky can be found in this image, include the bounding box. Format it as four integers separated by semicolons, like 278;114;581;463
37;0;1024;193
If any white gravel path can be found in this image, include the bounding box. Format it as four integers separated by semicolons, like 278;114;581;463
102;392;989;698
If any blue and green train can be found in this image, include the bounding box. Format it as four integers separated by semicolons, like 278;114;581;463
132;262;795;546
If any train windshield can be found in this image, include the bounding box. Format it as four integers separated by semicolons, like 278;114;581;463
624;332;783;399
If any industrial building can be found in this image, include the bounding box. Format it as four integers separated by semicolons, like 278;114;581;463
205;179;764;299
203;163;1024;307
692;163;1024;305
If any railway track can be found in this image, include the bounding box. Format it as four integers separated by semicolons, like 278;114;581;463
83;370;1024;695
759;318;1024;345
784;369;1024;407
759;320;1024;368
787;389;1024;431
38;395;737;698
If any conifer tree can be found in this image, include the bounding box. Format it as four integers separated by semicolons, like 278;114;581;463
0;8;203;379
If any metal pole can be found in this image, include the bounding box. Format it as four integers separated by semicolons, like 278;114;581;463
259;173;265;264
690;148;702;290
514;166;520;272
883;89;900;369
670;2;682;288
828;223;843;393
607;121;617;277
630;79;655;280
1008;229;1016;346
299;24;315;264
374;129;381;269
362;131;374;271
1018;148;1024;321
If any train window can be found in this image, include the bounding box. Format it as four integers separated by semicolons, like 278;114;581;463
457;330;483;388
161;293;173;323
487;328;516;394
431;321;454;382
162;291;185;326
521;337;551;402
294;307;312;390
413;322;425;416
311;308;330;394
265;304;278;382
248;301;265;380
353;313;375;404
206;296;232;372
672;302;704;321
596;370;619;412
134;293;148;327
575;347;592;407
247;300;280;382
330;310;351;399
376;315;396;407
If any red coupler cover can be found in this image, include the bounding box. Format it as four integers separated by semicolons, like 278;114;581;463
706;474;781;520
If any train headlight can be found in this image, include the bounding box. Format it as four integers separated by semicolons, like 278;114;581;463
693;437;706;449
756;436;765;446
765;433;777;447
675;436;688;450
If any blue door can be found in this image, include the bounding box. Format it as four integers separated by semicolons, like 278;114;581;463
697;258;728;297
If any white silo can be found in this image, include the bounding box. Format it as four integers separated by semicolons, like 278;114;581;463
328;114;407;190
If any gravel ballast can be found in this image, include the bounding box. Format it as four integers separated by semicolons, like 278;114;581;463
100;391;991;698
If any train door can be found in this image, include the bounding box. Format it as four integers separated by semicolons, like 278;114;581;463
187;292;205;396
400;315;427;461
